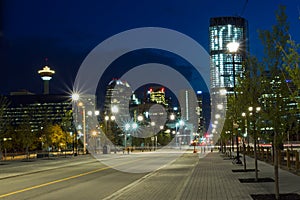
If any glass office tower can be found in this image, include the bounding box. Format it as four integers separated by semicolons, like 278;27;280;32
209;16;248;94
209;17;248;140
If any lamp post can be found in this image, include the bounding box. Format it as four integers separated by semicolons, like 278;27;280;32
123;122;138;153
71;93;87;155
227;41;241;164
91;130;97;154
178;120;185;150
175;122;179;147
249;106;261;181
78;102;86;155
124;123;130;151
150;121;155;151
242;112;248;171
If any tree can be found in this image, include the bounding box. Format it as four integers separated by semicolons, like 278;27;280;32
0;96;10;160
258;5;293;199
280;38;300;105
51;124;68;151
236;56;264;175
60;110;75;151
17;114;36;159
40;122;53;151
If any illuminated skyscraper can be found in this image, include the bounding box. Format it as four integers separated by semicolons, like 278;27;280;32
209;17;248;140
104;79;132;121
148;87;167;106
209;16;248;94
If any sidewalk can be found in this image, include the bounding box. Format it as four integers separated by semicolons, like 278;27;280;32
111;151;300;200
181;152;300;199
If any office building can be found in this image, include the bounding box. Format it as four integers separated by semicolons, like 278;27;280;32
3;92;72;132
209;16;248;93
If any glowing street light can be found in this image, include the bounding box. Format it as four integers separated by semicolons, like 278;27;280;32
111;105;119;114
71;93;80;101
227;41;240;53
217;104;223;110
132;122;138;130
170;113;175;120
137;115;144;122
71;93;86;155
219;89;227;96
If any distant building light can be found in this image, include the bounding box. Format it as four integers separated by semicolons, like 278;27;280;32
197;91;202;94
41;76;52;81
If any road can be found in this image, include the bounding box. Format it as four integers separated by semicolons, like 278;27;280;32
0;150;198;200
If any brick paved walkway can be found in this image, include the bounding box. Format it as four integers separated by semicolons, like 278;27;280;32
110;152;300;200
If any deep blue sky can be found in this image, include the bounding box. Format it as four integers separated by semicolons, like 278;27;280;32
1;0;299;95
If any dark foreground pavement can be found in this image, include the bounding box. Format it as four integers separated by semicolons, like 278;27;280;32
0;151;299;200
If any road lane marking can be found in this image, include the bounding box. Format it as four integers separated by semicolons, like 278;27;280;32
0;156;147;198
0;166;111;198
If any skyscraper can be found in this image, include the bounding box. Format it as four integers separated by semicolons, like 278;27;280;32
209;16;248;142
209;16;248;94
148;87;167;106
104;79;132;121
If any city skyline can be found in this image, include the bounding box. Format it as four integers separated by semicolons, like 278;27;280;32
1;0;300;95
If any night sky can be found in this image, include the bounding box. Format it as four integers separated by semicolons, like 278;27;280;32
1;0;299;96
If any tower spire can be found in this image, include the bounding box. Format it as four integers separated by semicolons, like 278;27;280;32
38;60;55;94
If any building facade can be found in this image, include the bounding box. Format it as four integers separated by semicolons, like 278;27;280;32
209;16;248;93
3;93;72;132
209;16;249;139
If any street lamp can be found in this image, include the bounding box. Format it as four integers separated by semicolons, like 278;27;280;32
248;106;261;181
123;122;138;152
178;120;185;149
242;112;248;171
137;115;144;122
72;93;87;155
91;130;97;153
170;113;175;121
227;41;241;164
79;102;86;155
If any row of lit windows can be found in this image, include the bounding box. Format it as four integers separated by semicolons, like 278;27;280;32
209;26;244;51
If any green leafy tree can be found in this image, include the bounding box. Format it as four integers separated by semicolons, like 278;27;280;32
51;124;67;150
258;5;294;199
40;122;53;151
17;114;36;158
60;110;75;150
236;56;264;177
280;38;300;104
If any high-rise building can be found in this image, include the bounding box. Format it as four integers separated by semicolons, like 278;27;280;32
178;89;199;145
196;91;205;135
3;93;72;132
209;16;249;136
209;16;248;94
148;87;167;106
103;79;132;122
